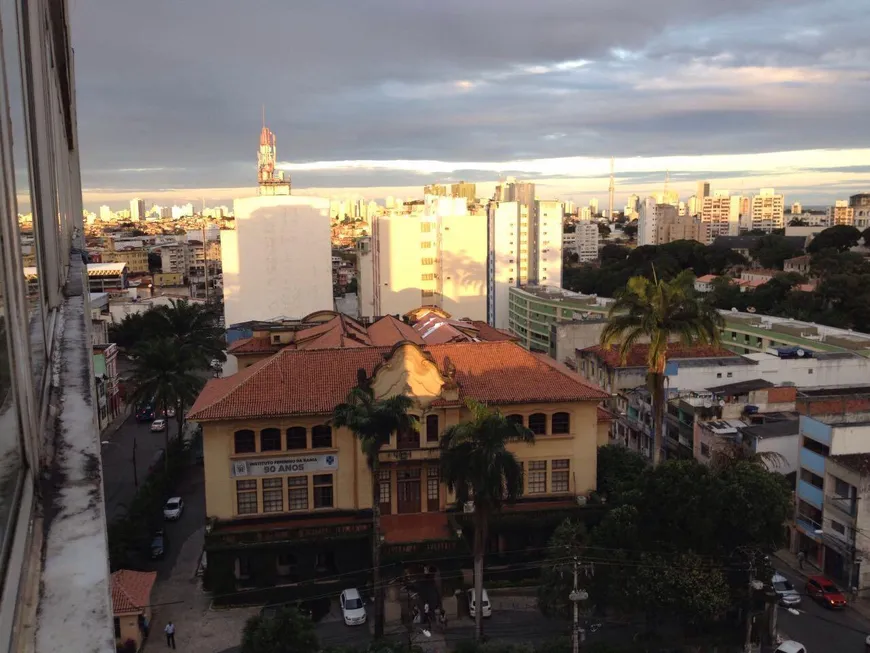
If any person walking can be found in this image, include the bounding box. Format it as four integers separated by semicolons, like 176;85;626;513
164;621;176;649
797;550;806;570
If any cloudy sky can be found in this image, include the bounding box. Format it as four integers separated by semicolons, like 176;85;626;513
71;0;870;209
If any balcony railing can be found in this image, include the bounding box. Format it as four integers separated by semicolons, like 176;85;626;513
826;494;858;517
397;432;420;450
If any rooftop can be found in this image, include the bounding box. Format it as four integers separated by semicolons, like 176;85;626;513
86;262;128;276
740;418;799;440
706;379;774;395
829;453;870;476
581;343;739;368
189;340;608;421
110;570;156;615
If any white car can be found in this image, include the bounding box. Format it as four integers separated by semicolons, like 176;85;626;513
340;588;367;626
467;588;492;618
151;419;167;432
163;497;184;520
775;642;806;653
165;407;176;418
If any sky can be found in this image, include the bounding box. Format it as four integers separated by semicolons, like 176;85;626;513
71;0;870;209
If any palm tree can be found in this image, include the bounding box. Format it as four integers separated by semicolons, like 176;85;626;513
439;399;534;642
600;270;723;466
129;338;204;468
158;299;226;370
710;441;786;472
332;378;416;639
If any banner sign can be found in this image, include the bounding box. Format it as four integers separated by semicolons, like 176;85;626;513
231;453;338;478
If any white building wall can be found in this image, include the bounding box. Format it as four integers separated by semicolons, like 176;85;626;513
575;221;599;262
489;201;521;329
755;434;799;476
535;200;563;287
222;195;333;327
440;214;488;320
374;214;424;317
638;197;658;246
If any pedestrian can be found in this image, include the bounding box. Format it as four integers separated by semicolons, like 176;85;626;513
164;621;176;649
797;550;806;570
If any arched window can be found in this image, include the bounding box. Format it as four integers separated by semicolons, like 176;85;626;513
551;412;570;435
260;428;282;452
507;414;524;426
528;413;547;435
286;427;307;450
234;429;255;454
312;424;333;448
426;414;440;443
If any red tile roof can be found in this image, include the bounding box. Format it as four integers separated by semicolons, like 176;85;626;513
227;336;283;355
597;407;615;422
367;315;424;346
583;343;737;368
111;570;156;614
469;321;518;342
189;341;609;421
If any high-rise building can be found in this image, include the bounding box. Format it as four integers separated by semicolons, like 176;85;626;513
221;195;333;330
424;184;447;197
750;188;785;232
791;201;803;215
572;221;599;262
589;198;599;215
130;197;145;222
638;197;663;246
99;204;113;221
849;193;870;230
696;181;711;203
701;192;742;239
828;200;855;226
534;200;564;288
656;212;708;245
450;181;476;203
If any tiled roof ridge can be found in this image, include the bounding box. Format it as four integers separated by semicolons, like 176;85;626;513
189;350;288;417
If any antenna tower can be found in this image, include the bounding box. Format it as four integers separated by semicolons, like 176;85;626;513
608;157;615;220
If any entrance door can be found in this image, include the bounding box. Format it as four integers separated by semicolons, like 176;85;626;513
378;469;392;515
397;468;422;513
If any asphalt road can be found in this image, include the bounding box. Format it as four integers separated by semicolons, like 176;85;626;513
774;564;870;652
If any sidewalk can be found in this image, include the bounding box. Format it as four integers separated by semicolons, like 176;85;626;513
774;548;870;622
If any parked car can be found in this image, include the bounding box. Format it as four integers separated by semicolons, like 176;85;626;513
805;574;847;609
163;497;184;521
150;530;166;559
467;588;492;618
772;573;801;606
165;407;176;418
150;418;167;432
775;641;806;653
340;588;367;626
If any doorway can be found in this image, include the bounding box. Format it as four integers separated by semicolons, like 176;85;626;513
397;468;422;513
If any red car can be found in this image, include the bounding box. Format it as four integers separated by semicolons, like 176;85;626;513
805;575;847;609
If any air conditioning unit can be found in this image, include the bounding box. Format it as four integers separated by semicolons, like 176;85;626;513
463;501;475;513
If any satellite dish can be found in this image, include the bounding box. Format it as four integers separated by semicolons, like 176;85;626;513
797;349;805;357
747;306;757;313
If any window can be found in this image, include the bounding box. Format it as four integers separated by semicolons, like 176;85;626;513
551;459;570;492
421;273;434;281
421;257;435;265
235;556;251;580
803;437;829;457
528;461;547;494
831;520;846;535
421;241;432;249
551;412;570;434
234;430;256;454
507;414;524;426
700;443;711;458
286;426;307;450
800;468;824;489
426;414;440;443
421;222;432;232
276;553;297;577
262;478;284;512
260;428;281;452
114;618;121;639
288;476;308;511
237;480;258;514
528;413;547;435
834;477;853;498
313;474;334;508
427;466;439;510
312;425;332;448
378;470;391;506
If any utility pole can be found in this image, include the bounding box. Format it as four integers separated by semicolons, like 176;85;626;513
744;553;764;653
569;557;590;653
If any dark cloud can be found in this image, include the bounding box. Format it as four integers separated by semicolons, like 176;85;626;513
71;0;870;193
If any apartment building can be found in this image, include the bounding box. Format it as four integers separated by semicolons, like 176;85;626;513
161;244;190;275
0;0;112;647
451;181;476;203
749;188;785;232
563;221;599;262
101;247;149;274
700;192;743;239
850;193;870;230
828;200;855;227
188;341;608;593
221;195;333;327
637;197;663;246
655;212;709;245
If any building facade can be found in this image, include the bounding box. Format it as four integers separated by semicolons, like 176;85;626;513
749;189;785;232
655;212;708;245
700;193;742;239
188;341;607;595
221;195;333;327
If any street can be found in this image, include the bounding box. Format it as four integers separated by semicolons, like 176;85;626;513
774;564;870;652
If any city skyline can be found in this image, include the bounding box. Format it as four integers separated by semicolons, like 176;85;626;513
71;0;870;202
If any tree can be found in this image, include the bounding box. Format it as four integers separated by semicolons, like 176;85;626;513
346;278;358;294
159;299;226;369
622;222;638;239
749;235;803;269
710;440;786;472
440;399;534;641
332;381;416;639
789;217;808;226
128;338;204;468
241;607;319;653
147;252;162;271
537;519;586;618
600;271;723;465
862;226;870;246
807;225;861;253
596;444;646;503
597;223;611;238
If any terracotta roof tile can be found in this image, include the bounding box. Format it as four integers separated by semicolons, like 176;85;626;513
582;343;737;368
189;341;609;421
597;407;615;421
227;336;283;355
470;321;519;342
367;315;425;346
111;570;156;614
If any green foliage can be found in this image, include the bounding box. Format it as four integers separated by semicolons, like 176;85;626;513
241;607;319;653
621;222;637;239
346;277;358;294
595;445;647;503
537;520;587;617
749;234;803;269
598;223;612;237
806;225;861;253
